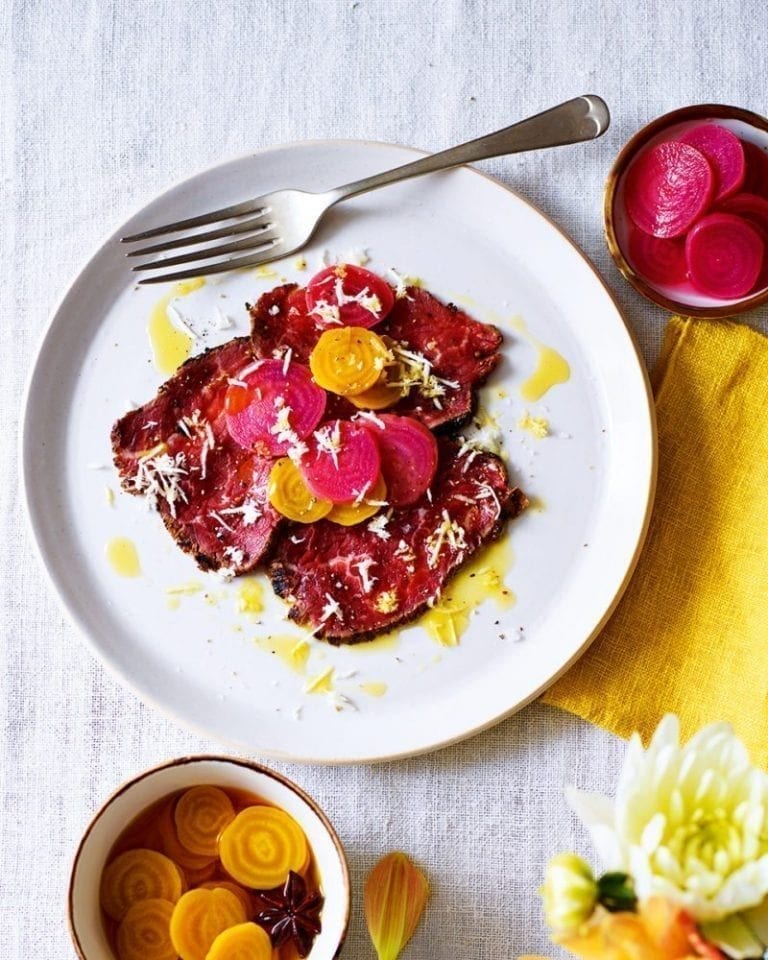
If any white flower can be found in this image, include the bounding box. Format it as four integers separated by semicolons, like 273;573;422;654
568;714;768;922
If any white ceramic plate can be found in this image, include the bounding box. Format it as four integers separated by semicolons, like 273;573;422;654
22;140;655;762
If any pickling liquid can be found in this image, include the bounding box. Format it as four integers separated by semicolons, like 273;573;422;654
102;785;320;960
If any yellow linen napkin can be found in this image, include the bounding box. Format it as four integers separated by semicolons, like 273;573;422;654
543;315;768;761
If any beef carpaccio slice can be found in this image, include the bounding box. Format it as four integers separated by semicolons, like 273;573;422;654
249;283;502;429
382;287;502;428
111;337;283;574
270;439;527;643
249;284;322;364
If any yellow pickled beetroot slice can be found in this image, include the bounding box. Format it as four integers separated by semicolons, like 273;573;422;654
199;882;252;918
327;473;387;526
175;786;236;858
309;326;390;396
101;848;184;921
205;922;272;960
219;806;308;890
348;338;405;410
157;800;218;872
348;367;406;410
268;457;333;523
182;860;218;887
116;898;176;960
170;887;247;960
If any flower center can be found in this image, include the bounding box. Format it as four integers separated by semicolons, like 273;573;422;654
653;805;761;897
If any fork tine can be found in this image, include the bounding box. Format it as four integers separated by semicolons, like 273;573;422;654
126;213;273;257
136;247;288;285
131;233;280;272
121;198;268;243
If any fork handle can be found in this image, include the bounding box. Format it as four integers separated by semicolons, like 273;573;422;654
326;95;609;205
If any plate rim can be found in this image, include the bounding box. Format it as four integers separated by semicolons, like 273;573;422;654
20;137;658;763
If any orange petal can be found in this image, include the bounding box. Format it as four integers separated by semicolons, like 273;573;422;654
364;852;429;960
556;910;657;960
640;898;693;957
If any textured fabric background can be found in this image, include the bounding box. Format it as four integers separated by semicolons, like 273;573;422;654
2;1;766;957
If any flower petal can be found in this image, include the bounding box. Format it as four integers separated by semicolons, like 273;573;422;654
566;789;623;869
575;715;768;922
566;788;614;829
364;852;429;960
640;812;666;855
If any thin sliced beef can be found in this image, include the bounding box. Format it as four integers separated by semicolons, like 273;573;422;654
249;284;502;430
111;338;283;574
249;284;322;364
270;439;526;643
384;288;502;428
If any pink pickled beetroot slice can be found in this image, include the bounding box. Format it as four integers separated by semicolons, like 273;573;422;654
718;192;768;237
300;420;381;503
685;212;765;299
718;193;768;290
680;124;745;200
741;140;768;196
627;227;687;287
625;141;714;238
362;413;438;507
225;359;326;456
305;264;395;328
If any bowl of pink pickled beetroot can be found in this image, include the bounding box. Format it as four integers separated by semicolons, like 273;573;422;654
605;104;768;318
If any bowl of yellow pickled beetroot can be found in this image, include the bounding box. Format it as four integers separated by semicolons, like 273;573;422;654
68;757;350;960
605;104;768;318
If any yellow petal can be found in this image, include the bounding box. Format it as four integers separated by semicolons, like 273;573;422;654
364;852;429;960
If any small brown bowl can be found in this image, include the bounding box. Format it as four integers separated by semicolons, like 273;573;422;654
68;756;350;960
604;104;768;318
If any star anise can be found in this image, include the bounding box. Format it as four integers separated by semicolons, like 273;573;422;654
253;870;324;958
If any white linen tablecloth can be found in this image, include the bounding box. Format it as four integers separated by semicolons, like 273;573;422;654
2;1;766;956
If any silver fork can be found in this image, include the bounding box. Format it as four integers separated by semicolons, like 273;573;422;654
122;95;610;285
